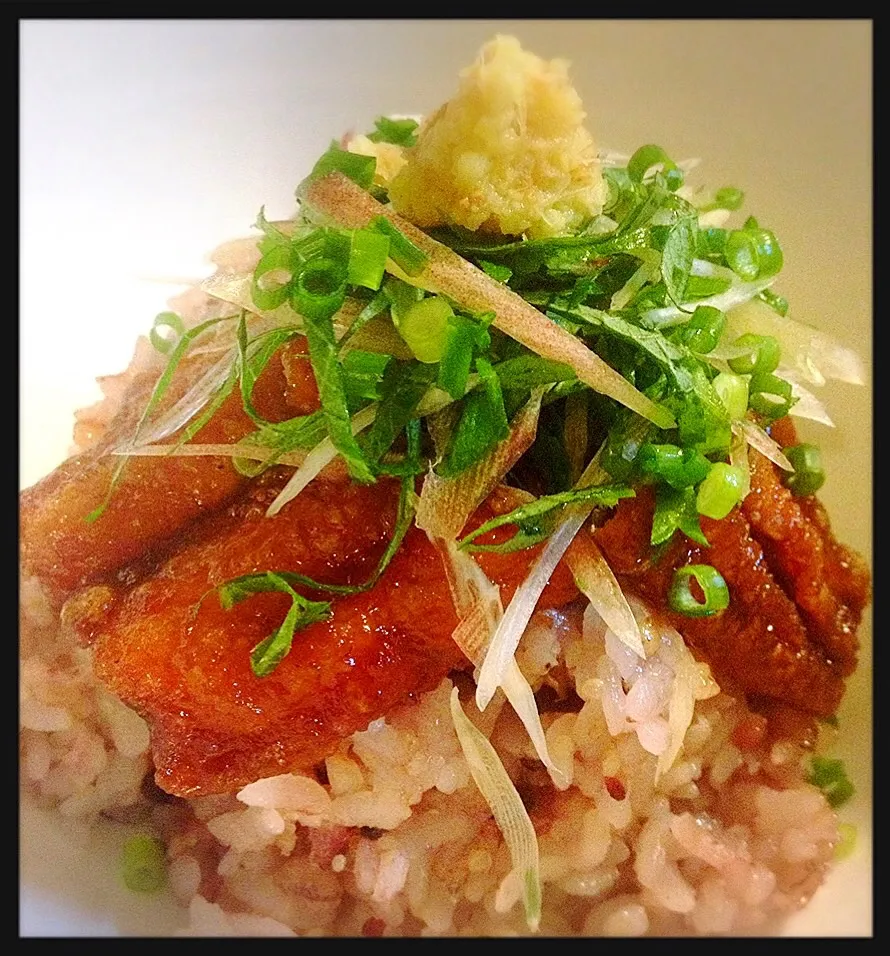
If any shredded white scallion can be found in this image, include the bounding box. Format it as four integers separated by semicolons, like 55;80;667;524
639;277;776;329
129;348;239;447
434;537;565;786
110;442;306;468
566;536;645;658
449;686;542;932
732;419;793;472
265;404;377;517
475;507;588;713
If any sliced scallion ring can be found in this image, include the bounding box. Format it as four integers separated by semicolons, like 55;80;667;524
668;564;729;617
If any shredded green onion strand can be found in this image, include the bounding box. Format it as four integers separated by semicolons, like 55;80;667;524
668;564;729;617
149;311;185;354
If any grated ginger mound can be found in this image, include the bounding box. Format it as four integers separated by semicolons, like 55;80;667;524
388;35;606;240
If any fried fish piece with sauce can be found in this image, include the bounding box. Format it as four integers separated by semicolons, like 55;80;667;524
593;446;870;717
19;338;319;595
78;473;579;797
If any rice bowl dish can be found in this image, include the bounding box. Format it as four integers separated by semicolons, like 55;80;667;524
19;23;872;937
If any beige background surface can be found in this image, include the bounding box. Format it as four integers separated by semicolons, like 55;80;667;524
20;19;872;936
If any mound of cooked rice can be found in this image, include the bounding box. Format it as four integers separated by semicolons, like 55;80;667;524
18;223;851;939
20;562;842;937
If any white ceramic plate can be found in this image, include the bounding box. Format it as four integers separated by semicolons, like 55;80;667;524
20;19;872;936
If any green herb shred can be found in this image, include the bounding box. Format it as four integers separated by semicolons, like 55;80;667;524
99;134;812;676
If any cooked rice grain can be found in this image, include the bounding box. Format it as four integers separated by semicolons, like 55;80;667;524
19;571;842;937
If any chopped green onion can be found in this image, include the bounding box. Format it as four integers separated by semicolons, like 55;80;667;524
383;274;424;324
395;295;453;364
727;333;781;375
672;305;727;355
251;243;296;311
835;822;857;859
724;225;783;281
782;443;826;496
696;462;745;519
348;227;390;291
121;835;168;893
627;144;683;190
149;312;185;355
714;187;744;211
712;371;749;421
668;564;729;617
637;443;711;490
291;256;348;322
807;756;855;809
370;215;429;276
747;371;795;420
308;141;377;189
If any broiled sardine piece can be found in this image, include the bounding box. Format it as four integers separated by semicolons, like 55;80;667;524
593;446;870;718
20;341;313;595
78;473;579;797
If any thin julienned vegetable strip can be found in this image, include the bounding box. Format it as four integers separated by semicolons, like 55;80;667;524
474;447;617;712
265;403;377;516
433;535;565;784
302;172;676;430
732;419;793;472
449;686;542;932
565;534;645;658
110;443;309;468
416;389;544;540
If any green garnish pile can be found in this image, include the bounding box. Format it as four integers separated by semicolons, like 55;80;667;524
102;118;821;677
